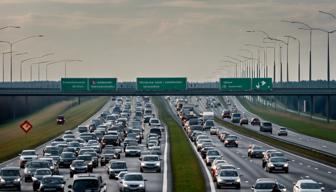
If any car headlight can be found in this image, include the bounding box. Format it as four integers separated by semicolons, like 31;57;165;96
70;167;75;170
14;178;21;182
235;178;240;183
32;177;37;181
284;163;288;167
217;178;223;182
88;162;93;165
269;163;274;167
0;177;5;183
139;184;144;188
141;163;145;166
155;162;160;166
123;183;128;187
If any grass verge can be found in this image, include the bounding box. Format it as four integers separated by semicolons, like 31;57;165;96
153;97;206;192
214;117;336;167
237;97;336;142
0;97;108;163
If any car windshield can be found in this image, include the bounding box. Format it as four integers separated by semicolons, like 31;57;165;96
263;122;272;126
151;120;159;124
69;143;80;147
127;146;140;150
208;151;220;156
271;158;286;163
124;174;143;181
255;182;275;189
220;170;238;177
227;136;238;140
1;170;20;176
233;114;241;118
143;156;159;161
61;153;75;158
73;179;99;191
78;156;92;161
280;128;287;131
111;162;126;169
73;161;85;166
206;121;214;126
42;177;64;184
22;151;36;156
27;162;49;168
35;169;52;175
253;146;263;150
301;183;321;189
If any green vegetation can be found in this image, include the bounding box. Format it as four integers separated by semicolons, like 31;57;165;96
237;97;336;142
0;97;108;163
214;117;336;167
153;97;206;192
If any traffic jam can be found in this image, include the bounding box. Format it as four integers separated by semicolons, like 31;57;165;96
0;96;166;192
168;96;327;192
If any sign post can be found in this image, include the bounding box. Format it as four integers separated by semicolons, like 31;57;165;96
219;78;252;91
88;78;117;91
137;77;187;91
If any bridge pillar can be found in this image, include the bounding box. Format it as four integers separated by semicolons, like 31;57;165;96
327;95;330;123
297;95;300;115
11;96;16;121
78;96;81;105
310;95;314;119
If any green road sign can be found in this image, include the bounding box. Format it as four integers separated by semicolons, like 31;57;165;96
219;78;252;91
137;77;187;91
89;78;117;91
61;78;88;92
252;78;272;91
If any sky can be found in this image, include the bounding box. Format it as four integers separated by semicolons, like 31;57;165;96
0;0;336;82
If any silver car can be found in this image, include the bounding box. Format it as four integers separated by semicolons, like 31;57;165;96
215;169;241;189
251;178;287;192
120;173;146;192
140;155;161;173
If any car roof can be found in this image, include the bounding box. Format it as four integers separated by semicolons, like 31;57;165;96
1;167;20;171
297;179;317;183
256;178;276;183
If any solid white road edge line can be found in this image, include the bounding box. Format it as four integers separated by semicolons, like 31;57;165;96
162;124;169;192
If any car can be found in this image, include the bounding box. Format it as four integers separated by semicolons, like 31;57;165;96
239;118;248;125
83;152;99;168
265;157;289;173
224;135;239;147
19;149;38;168
107;160;128;179
221;110;231;119
101;134;120;147
250;118;261;126
260;122;273;133
68;174;106;192
100;150;120;166
24;160;50;182
0;167;21;191
32;168;52;191
78;126;89;133
70;160;89;178
76;155;94;172
203;120;215;130
277;127;288;136
211;163;236;178
125;146;141;157
293;179;325;192
215;169;241;189
210;127;218;135
59;152;76;168
37;157;59;175
56;115;65;125
119;173;146;192
149;128;162;138
149;118;161;127
247;145;265;158
140;155;161;173
262;150;283;168
231;113;241;123
205;150;222;166
251;178;287;192
38;175;65;192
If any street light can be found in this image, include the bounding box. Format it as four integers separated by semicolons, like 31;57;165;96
239;55;258;78
284;35;301;82
283;20;313;82
63;59;82;77
0;34;43;82
263;39;277;82
224;56;242;77
245;44;266;78
30;60;50;81
45;59;74;80
20;52;54;81
1;51;14;82
239;49;253;77
220;60;238;77
301;27;336;88
0;26;20;31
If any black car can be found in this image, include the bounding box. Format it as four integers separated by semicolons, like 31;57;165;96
100;150;120;166
101;135;120;147
56;115;65;125
59;152;76;168
76;155;94;172
70;160;88;178
68;174;106;192
224;135;239;147
38;175;65;192
0;167;21;191
32;168;52;191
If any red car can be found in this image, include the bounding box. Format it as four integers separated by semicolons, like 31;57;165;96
57;115;65;125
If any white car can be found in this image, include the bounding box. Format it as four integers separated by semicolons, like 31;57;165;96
215;169;241;189
19;150;38;168
149;118;161;127
140;155;161;173
293;179;324;192
251;178;287;192
120;173;146;192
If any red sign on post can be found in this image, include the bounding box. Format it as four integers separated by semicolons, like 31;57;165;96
20;120;33;133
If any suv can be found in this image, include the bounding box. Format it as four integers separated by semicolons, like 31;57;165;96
251;178;286;192
68;174;106;192
260;122;272;133
231;113;241;123
19;149;38;168
107;160;128;179
0;167;21;191
57;115;65;125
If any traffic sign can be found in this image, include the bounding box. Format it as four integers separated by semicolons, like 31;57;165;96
219;78;252;91
61;78;88;92
252;78;272;91
89;78;117;91
137;77;187;91
20;120;32;133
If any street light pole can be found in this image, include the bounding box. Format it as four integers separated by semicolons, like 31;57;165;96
239;49;253;78
0;35;43;82
20;53;54;81
285;35;301;82
62;59;82;78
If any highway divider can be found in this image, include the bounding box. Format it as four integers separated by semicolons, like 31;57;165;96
153;97;206;192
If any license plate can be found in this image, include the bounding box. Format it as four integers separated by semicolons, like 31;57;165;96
225;182;233;185
275;167;282;169
45;188;56;191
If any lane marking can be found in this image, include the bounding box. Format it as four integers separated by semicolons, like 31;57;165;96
162;122;169;192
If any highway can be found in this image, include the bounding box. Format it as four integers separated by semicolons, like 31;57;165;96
0;97;168;192
196;96;336;156
166;96;336;192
